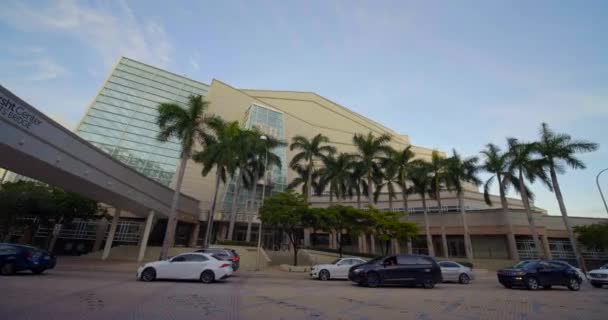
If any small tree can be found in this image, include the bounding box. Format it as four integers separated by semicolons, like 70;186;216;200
0;181;52;242
368;208;419;255
574;223;608;251
323;205;368;257
259;191;308;266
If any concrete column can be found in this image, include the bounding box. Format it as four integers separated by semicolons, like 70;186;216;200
303;228;311;247
189;222;200;247
245;216;253;242
92;218;109;252
541;234;553;260
217;223;227;241
392;239;401;254
102;209;121;260
369;234;376;254
507;233;519;260
406;239;413;254
138;211;155;262
330;232;338;249
358;235;365;253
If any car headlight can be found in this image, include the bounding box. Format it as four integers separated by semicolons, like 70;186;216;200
352;268;362;273
514;271;525;276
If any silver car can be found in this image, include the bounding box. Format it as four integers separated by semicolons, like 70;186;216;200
439;261;474;284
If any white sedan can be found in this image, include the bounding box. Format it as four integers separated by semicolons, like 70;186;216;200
589;263;608;288
137;252;233;283
439;261;475;284
310;257;367;280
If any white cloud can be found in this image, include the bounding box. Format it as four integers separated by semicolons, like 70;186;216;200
0;0;174;68
189;52;201;71
17;58;70;81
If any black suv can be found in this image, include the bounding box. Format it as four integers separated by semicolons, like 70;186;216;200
196;248;240;271
497;259;582;291
348;254;442;288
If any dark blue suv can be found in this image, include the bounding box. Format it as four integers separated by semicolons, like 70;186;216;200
0;243;56;275
497;259;582;291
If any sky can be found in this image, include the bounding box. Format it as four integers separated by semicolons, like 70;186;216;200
1;0;607;218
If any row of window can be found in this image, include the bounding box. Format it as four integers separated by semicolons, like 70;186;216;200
79;126;182;156
119;59;209;93
107;77;191;106
113;67;205;101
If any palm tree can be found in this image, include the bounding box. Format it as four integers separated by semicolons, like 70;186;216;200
445;149;481;262
391;146;415;214
193;118;234;248
537;122;598;270
429;150;449;258
318;153;356;205
374;159;400;212
352;133;393;206
288;163;321;196
408;160;435;256
480;143;521;260
244;130;285;241
507;138;552;259
289;134;336;202
156;95;211;259
347;163;368;209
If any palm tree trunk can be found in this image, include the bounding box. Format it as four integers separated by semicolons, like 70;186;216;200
422;195;435;256
160;153;188;259
388;192;393;212
356;184;362;209
401;182;409;214
518;168;543;258
227;169;244;240
550;166;586;271
306;160;313;202
203;169;222;248
498;174;518;260
436;190;449;258
459;191;473;262
329;185;334;205
367;171;373;206
336;185;342;205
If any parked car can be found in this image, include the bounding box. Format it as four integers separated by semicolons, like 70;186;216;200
588;264;608;288
0;243;56;275
348;254;442;288
497;259;582;291
438;261;474;284
310;257;367;280
196;248;240;271
137;252;233;283
549;260;587;281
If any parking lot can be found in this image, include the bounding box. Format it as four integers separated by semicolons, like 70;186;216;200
1;260;606;320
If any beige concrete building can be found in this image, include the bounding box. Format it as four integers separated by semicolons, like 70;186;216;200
178;79;607;264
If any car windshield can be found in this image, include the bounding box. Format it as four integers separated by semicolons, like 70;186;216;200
601;264;608;270
512;260;537;269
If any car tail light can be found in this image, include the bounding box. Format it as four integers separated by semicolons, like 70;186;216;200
232;256;240;262
25;252;33;259
220;264;231;268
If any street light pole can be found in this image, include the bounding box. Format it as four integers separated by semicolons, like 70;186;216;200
255;136;269;271
597;168;608;215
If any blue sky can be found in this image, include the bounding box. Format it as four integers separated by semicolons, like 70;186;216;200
1;0;607;217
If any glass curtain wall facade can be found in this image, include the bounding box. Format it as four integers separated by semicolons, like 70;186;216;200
76;57;209;186
220;104;287;216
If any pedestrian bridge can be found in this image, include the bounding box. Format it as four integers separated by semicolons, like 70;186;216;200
0;85;201;260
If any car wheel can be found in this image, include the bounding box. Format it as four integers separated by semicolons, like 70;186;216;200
458;273;470;284
366;272;380;288
141;267;156;282
567;278;581;291
200;270;215;284
423;279;435;289
542;285;552;290
319;270;330;281
525;277;539;290
31;268;45;275
591;282;603;288
0;263;15;276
